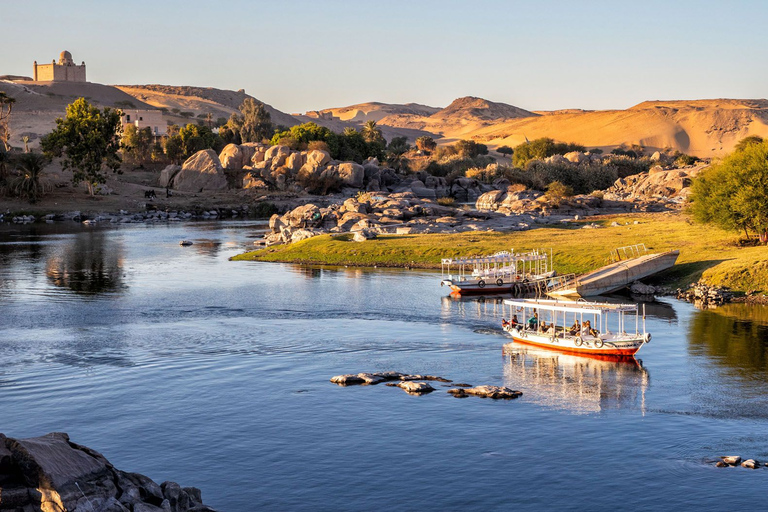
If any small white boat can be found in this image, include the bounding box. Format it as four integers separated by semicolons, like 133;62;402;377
501;298;651;357
441;249;555;295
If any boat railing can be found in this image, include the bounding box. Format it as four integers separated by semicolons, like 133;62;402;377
610;244;647;263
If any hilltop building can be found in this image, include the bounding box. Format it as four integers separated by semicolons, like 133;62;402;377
120;109;166;136
33;51;86;82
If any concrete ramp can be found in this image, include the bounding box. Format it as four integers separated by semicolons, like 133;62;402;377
549;249;679;297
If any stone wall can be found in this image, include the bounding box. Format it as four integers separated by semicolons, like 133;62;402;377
33;62;87;82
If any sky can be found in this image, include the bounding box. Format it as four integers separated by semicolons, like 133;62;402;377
2;0;766;114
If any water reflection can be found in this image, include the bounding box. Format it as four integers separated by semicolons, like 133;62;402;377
502;344;649;414
688;304;768;375
46;231;125;295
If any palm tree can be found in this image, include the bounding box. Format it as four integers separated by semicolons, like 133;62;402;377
12;152;51;203
361;120;383;144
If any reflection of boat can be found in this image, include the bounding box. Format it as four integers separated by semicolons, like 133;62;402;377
548;244;679;297
502;298;651;356
502;343;649;413
440;249;555;295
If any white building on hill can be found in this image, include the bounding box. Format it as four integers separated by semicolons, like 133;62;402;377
120;110;166;136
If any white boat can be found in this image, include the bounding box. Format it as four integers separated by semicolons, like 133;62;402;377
440;249;555;295
501;298;651;357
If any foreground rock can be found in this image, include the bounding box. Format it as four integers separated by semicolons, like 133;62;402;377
677;282;734;307
330;372;451;386
172;149;228;193
447;386;523;399
0;432;216;511
713;455;763;469
387;381;436;395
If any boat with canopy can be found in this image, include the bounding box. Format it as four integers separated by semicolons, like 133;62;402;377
501;298;650;357
441;249;555;295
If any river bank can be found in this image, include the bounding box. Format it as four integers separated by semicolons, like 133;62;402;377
232;211;768;294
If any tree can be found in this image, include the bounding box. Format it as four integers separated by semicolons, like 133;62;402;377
454;139;488;159
691;141;768;240
496;145;513;156
0;92;16;151
734;135;764;153
238;98;274;142
122;124;153;166
163;135;184;164
361;120;384;144
41;98;122;196
11;152;51;203
415;136;437;153
178;123;221;158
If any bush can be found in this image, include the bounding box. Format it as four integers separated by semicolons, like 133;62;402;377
307;140;330;153
512;137;586;167
674;154;697;167
545;181;574;202
465;163;510;184
251;201;278;218
179;111;194;118
415;136;436;153
496;145;514;155
437;196;456;207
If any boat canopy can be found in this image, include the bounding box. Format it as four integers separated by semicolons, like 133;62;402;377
503;298;639;315
441;250;547;266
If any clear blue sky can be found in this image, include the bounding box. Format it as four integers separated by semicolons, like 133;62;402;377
3;0;766;113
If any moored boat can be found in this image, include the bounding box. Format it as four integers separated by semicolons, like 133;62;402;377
441;249;555;295
501;298;651;357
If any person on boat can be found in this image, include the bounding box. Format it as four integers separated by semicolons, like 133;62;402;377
501;318;510;328
527;312;538;330
568;320;580;335
582;320;599;337
511;315;519;326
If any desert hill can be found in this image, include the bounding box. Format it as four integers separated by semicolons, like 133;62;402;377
0;80;158;147
470;98;768;157
115;84;299;128
373;96;537;141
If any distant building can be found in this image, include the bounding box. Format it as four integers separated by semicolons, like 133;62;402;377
120;109;166;136
33;51;87;82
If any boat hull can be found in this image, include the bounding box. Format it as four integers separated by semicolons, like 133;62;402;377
505;329;646;357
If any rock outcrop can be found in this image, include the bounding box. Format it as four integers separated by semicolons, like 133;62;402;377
604;166;704;204
676;282;734;307
158;165;181;188
447;386;523;399
0;432;216;512
172;150;228;193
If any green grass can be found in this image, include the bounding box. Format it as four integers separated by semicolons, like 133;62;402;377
231;212;768;293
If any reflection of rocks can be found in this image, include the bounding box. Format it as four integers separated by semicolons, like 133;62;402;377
0;432;216;511
46;232;124;294
447;386;522;399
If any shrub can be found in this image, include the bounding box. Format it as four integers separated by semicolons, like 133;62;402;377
10;152;51;203
179;111;194;118
307;140;330;153
512;137;586;167
674;154;697;167
545;181;574;202
437;196;456;206
465;163;510;184
251;201;278;218
415;136;436;153
507;183;527;193
496;145;514;155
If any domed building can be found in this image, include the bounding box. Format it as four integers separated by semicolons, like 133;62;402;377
33;50;86;82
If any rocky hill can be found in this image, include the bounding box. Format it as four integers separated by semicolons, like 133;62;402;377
312;101;440;123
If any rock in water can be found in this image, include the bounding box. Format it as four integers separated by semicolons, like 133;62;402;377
720;455;741;465
741;459;759;469
447;385;523;399
396;381;435;394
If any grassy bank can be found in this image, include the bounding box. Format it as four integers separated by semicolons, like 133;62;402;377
232;212;768;293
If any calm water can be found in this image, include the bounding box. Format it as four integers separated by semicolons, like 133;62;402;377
1;221;768;510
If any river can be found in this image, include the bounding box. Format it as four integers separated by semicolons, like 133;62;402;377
1;221;767;510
